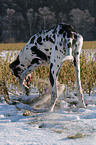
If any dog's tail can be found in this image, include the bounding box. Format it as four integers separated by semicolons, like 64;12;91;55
61;55;74;62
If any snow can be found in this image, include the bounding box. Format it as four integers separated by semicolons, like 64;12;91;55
0;93;96;145
0;50;19;62
0;50;96;144
0;122;95;145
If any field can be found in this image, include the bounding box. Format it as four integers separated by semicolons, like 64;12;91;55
0;43;25;51
0;41;96;51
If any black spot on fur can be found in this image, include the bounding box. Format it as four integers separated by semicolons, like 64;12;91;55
28;58;40;68
73;39;76;44
53;26;57;34
63;32;66;38
59;29;64;34
31;46;47;61
73;57;76;67
50;63;53;69
45;49;49;51
21;64;25;67
37;36;42;45
62;24;77;33
53;34;55;39
59;23;77;38
55;46;58;50
56;69;60;77
63;47;66;51
49;52;51;55
59;43;62;46
49;37;54;43
74;34;77;39
67;32;73;38
30;36;35;43
48;56;50;59
9;56;20;69
50;63;54;87
60;50;64;54
28;58;40;67
46;35;49;41
67;42;71;48
13;67;21;78
77;52;79;55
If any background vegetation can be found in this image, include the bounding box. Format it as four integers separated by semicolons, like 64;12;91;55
0;41;96;51
0;0;96;43
0;43;96;100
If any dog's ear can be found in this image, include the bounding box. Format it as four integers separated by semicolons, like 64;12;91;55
9;56;20;69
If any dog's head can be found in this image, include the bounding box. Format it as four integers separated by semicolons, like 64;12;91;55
9;55;32;92
9;55;22;78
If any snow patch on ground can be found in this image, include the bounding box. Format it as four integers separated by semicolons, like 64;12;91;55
0;50;96;144
0;92;96;145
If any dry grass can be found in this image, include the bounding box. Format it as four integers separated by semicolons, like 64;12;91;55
67;133;85;139
0;41;96;51
83;41;96;49
0;43;25;51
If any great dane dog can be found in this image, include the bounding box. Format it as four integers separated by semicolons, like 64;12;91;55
9;23;86;112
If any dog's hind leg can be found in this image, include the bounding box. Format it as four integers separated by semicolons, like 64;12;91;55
49;54;62;112
49;63;58;112
73;56;86;108
73;36;86;108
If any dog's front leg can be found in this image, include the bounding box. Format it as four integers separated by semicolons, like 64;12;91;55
49;65;57;112
49;61;61;112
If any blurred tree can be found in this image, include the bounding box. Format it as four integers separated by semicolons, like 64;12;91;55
69;8;83;31
38;7;56;31
2;8;15;42
81;10;95;40
58;12;67;23
14;12;25;41
27;8;38;37
0;16;2;42
0;0;96;41
69;8;95;40
7;9;15;41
